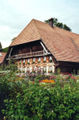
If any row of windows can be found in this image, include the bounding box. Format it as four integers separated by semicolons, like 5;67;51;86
19;65;54;73
19;56;53;65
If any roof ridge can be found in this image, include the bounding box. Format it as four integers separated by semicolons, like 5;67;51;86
55;26;79;36
32;19;79;36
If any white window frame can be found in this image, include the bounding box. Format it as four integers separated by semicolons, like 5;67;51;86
48;66;53;72
49;56;52;60
23;59;25;63
43;66;46;72
27;59;30;63
38;57;41;62
44;57;46;61
33;58;36;62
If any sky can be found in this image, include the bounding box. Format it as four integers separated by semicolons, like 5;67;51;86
0;0;79;48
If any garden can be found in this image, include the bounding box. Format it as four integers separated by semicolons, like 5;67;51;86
0;64;79;120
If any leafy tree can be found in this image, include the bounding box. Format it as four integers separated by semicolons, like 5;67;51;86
2;47;9;53
45;18;71;31
12;37;16;41
64;24;71;31
0;42;2;50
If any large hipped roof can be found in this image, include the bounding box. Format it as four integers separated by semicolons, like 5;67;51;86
10;19;79;63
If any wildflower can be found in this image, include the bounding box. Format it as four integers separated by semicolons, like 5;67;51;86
41;79;55;83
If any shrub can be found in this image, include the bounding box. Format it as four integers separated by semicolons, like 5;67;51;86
2;76;79;120
0;71;17;119
0;69;23;119
0;74;10;119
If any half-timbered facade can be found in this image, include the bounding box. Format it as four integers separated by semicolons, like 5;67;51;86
6;40;56;74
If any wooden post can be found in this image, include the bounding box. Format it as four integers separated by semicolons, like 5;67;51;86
9;47;13;58
40;42;48;54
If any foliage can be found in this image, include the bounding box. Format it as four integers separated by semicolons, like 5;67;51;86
45;18;71;31
0;73;79;120
5;62;17;72
2;47;9;53
0;42;2;50
12;37;17;41
0;71;18;119
0;65;79;120
0;74;10;119
0;63;18;119
0;60;17;72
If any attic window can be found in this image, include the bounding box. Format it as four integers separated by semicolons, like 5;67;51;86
0;53;2;56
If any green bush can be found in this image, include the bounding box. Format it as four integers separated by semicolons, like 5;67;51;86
0;74;10;119
0;70;22;119
2;76;79;120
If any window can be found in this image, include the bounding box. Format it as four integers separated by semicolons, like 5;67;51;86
49;56;52;60
27;59;30;64
27;67;30;71
33;58;36;62
23;59;25;67
38;67;41;70
48;66;52;73
34;66;37;71
23;59;25;63
49;56;52;62
37;67;41;74
44;57;46;62
19;60;21;64
38;57;41;62
43;66;46;73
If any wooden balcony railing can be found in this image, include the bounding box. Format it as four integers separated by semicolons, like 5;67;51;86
8;50;51;60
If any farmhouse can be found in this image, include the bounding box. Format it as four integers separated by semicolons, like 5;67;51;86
6;18;79;74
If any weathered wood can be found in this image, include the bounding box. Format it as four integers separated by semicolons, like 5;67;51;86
9;50;51;60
